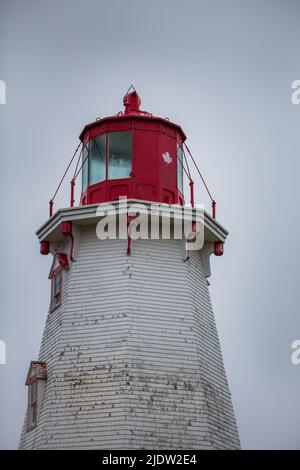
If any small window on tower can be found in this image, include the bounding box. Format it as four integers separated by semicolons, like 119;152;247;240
25;361;47;432
108;131;132;179
27;381;38;430
177;144;183;194
50;271;62;311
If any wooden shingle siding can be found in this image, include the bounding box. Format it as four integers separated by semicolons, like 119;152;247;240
20;225;239;449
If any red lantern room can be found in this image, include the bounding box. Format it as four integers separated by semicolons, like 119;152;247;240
48;87;219;247
79;89;186;206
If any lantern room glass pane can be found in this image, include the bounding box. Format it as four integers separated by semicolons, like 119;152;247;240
89;135;106;185
108;131;132;179
82;145;88;191
177;144;183;193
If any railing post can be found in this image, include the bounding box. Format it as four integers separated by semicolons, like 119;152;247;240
189;179;194;208
70;179;75;207
49;200;53;217
212;200;216;219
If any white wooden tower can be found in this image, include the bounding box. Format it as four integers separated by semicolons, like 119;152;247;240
19;90;240;449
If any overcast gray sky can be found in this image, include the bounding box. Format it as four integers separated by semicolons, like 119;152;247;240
0;0;300;449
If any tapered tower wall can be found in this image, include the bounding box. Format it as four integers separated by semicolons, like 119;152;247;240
20;223;239;449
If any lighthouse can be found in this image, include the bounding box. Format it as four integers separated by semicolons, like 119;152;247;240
19;89;240;450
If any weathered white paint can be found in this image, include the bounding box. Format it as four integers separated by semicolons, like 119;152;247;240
20;219;239;449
